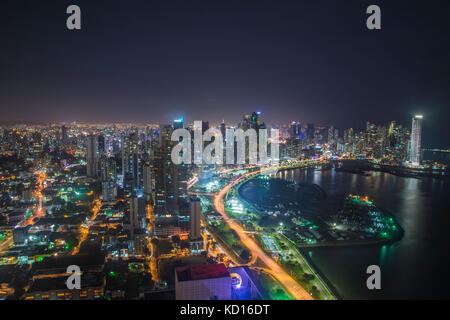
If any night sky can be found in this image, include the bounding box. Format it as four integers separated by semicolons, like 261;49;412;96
1;0;450;147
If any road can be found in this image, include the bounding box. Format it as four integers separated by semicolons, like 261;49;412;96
71;199;101;255
213;170;313;300
18;172;47;227
0;236;13;253
146;203;159;282
279;232;335;300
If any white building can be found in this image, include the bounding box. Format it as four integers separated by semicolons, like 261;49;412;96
410;115;423;166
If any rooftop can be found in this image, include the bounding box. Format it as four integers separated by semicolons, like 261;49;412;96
176;263;230;282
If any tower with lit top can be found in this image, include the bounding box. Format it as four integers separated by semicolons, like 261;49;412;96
409;115;423;166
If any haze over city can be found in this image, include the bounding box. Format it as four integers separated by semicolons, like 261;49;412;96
2;0;450;147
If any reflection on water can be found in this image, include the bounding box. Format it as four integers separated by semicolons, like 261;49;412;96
273;168;450;299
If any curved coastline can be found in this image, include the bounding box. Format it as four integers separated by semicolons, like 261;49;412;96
233;166;404;300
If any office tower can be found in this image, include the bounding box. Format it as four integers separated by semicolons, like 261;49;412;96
388;121;396;137
328;125;335;144
173;117;184;130
241;114;251;130
154;124;173;214
158;124;173;149
285;128;303;158
143;162;153;202
100;156;117;182
220;121;226;142
306;123;314;143
61;125;68;143
129;196;145;231
344;128;354;144
175;263;232;300
97;134;105;156
131;152;140;190
334;128;339;142
126;196;146;256
153;149;167;214
102;180;116;202
410;115;423;166
86;135;98;178
374;125;387;159
154;123;187;215
122;132;139;193
122;132;138;176
133;230;147;256
250;111;261;130
289;122;301;138
365;122;377;158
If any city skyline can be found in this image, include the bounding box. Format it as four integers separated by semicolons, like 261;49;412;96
1;0;450;148
1;110;449;300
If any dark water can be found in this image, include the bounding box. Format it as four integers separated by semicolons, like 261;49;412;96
241;168;450;299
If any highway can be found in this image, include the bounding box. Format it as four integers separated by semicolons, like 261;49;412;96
213;170;313;300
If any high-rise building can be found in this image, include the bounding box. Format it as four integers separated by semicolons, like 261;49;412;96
122;132;139;193
189;197;201;239
61;125;68;143
250;111;261;130
100;156;117;182
97;134;105;156
154;124;174;214
305;123;315;143
173;117;184;130
410;115;423;166
328;125;335;144
143;162;153;202
220;121;226;143
102;180;116;202
289;122;302;139
86;135;98;178
127;196;146;239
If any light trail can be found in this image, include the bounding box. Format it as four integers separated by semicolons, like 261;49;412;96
0;236;13;254
213;168;313;300
71;199;101;255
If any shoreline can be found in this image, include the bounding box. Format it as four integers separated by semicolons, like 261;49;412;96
297;247;342;300
233;165;405;300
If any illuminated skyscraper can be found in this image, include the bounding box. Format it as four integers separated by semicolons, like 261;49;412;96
173;117;184;130
122;132;139;193
328;125;335;144
410;115;423;166
289;122;301;138
154;123;187;215
102;180;116;202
